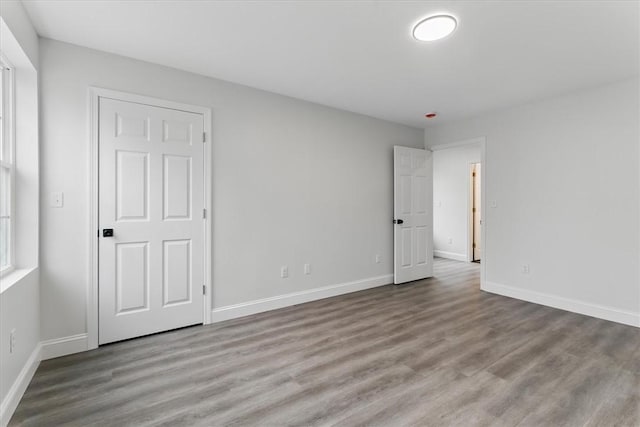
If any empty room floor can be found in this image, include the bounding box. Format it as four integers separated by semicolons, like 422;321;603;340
10;258;640;426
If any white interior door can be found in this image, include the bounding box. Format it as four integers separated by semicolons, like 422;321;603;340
393;146;433;284
98;97;205;344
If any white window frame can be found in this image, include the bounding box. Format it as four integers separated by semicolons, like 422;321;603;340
0;52;15;276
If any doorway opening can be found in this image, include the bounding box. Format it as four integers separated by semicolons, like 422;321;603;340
470;163;481;263
431;137;486;287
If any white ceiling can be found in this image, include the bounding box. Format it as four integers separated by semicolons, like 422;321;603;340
22;0;640;128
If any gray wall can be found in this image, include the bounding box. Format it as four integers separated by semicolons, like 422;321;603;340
39;38;424;343
425;78;640;325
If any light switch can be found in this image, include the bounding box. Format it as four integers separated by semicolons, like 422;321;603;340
50;192;64;208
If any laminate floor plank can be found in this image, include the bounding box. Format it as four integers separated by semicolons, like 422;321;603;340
484;349;583;424
10;258;640;426
584;368;640;427
515;356;628;427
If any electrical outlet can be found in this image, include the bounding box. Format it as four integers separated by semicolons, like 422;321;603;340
304;263;311;275
9;329;16;353
375;254;381;264
50;192;64;208
448;237;453;244
281;266;289;278
522;264;530;274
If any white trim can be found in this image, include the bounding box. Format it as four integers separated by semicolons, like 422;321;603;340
482;281;640;328
429;137;486;152
0;267;34;294
202;110;212;325
0;265;15;281
211;274;393;323
478;139;486;287
433;250;468;262
467;162;474;262
40;333;88;360
0;52;16;274
87;87;213;350
0;343;41;427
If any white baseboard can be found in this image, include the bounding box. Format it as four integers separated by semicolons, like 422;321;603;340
40;333;88;360
482;281;640;328
0;343;41;427
434;250;468;262
212;274;393;323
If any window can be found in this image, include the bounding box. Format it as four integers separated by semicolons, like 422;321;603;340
0;54;14;273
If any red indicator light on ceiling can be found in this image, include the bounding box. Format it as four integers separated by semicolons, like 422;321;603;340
425;113;437;119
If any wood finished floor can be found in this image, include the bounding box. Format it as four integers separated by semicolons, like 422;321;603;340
11;258;640;426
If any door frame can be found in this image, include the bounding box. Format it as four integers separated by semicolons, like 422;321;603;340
430;137;486;287
87;87;213;350
468;162;481;262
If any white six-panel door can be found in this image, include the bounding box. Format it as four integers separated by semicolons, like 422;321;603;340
393;146;433;284
98;97;205;344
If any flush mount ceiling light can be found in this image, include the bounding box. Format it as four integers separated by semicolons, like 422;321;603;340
413;14;457;42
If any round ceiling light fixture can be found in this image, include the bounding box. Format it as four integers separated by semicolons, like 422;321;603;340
413;14;458;42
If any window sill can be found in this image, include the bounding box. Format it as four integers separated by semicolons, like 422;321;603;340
0;267;36;294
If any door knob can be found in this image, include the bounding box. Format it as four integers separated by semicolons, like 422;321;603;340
393;219;404;225
102;228;114;237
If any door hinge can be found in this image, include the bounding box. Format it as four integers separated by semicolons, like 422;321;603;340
472;207;476;213
203;285;206;295
473;243;476;248
202;132;206;143
472;172;476;177
202;209;207;219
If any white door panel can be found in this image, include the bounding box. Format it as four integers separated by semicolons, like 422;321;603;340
99;98;205;344
394;146;433;284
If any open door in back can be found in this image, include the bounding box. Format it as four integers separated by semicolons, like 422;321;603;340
472;163;482;262
393;146;433;284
